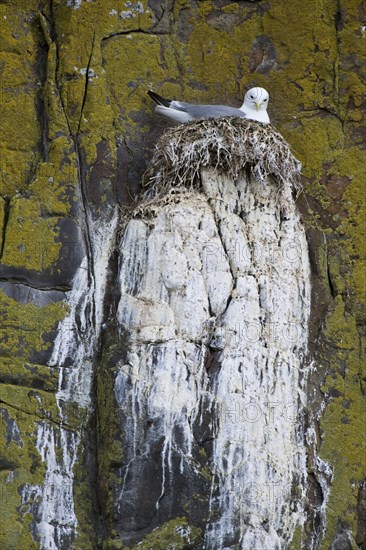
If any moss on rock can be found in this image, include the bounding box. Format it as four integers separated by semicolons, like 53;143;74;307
1;198;62;271
0;0;364;547
127;517;202;550
0;289;67;359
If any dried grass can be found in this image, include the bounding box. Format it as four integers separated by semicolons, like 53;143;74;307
143;117;302;197
122;117;302;224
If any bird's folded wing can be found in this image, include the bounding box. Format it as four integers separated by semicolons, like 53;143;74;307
183;104;247;118
169;100;189;112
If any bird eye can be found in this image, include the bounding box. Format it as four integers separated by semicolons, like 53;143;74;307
250;95;254;99
264;98;267;101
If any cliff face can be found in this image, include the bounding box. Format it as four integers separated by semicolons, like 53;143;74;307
0;1;365;549
99;120;311;549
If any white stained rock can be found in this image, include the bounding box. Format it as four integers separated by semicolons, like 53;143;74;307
118;194;232;343
116;119;311;549
22;205;119;550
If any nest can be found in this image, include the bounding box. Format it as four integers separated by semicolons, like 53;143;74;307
143;117;302;200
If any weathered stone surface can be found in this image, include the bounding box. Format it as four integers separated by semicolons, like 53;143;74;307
101;154;311;547
0;0;364;548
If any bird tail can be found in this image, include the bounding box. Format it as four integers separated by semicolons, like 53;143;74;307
147;90;172;107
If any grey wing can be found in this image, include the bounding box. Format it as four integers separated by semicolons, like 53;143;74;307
169;100;190;112
185;104;248;119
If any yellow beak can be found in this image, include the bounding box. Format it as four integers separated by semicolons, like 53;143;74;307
255;101;261;111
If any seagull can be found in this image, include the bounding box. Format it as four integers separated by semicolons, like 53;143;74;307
147;87;270;124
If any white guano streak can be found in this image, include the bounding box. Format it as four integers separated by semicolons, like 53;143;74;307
202;170;310;549
21;206;118;549
116;168;311;549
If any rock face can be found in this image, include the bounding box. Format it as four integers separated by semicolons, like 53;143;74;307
106;120;311;548
0;1;365;549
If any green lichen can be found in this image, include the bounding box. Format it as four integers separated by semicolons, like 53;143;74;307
126;517;201;550
1;197;62;270
1;358;58;393
0;393;61;550
288;524;304;550
95;338;126;537
72;450;98;550
0;289;65;550
0;149;37;197
0;196;4;238
318;295;365;548
102;33;168;129
0;435;40;550
2;379;59;416
0;3;43;197
1;0;365;547
0;289;67;359
27;158;78;216
0;287;89;547
0;287;65;548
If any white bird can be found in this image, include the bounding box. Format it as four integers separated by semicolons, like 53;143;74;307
148;86;270;124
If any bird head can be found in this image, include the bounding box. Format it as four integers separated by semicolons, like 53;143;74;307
244;87;269;112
